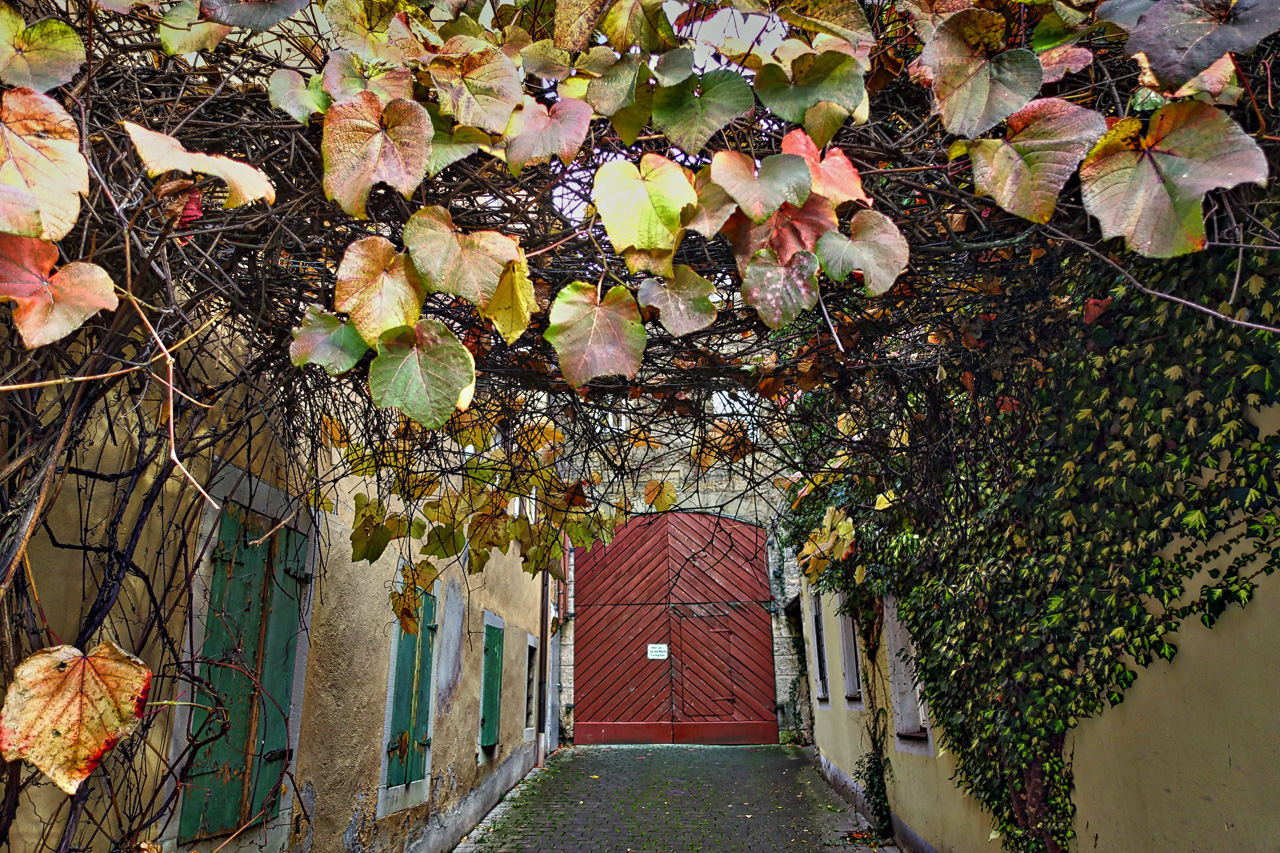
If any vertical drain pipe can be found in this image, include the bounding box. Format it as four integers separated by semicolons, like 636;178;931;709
535;558;550;766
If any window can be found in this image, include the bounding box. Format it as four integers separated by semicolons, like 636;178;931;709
837;594;862;705
179;504;310;842
479;611;505;754
524;634;538;742
386;582;437;787
884;598;932;755
811;593;830;701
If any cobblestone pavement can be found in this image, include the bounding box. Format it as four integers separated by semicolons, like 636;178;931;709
452;745;898;853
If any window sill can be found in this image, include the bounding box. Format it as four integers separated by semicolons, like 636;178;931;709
896;728;929;741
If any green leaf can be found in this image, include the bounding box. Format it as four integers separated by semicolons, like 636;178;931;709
321;91;431;218
592;153;696;264
334;235;425;346
637;265;717;337
0;233;116;349
321;50;412;105
587;51;647;116
754;51;866;125
610;79;654;145
776;3;875;49
428;36;522;134
652;69;753;154
369;319;477;429
918;9;1043;137
816;210;910;295
521;39;575;80
323;0;400;63
421;524;466;559
199;0;308;32
599;0;677;52
803;101;849;148
953;98;1106;224
426;102;487;177
554;0;612;52
544;281;646;388
0;4;84;93
290;304;369;375
1080;99;1267;257
652;46;694;86
403;205;522;310
503;95;592;174
484;249;535;345
741;248;819;330
268;69;332;125
1126;0;1278;91
710;151;811;224
159;0;231;56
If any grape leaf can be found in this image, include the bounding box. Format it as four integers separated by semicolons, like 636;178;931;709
0;640;151;795
268;69;331;125
421;524;465;559
544;281;646;388
780;129;867;206
754;51;867;125
803;101;849;148
290;304;369;375
720;209;772;275
599;0;677;52
369;319;476;429
554;0;613;51
1038;43;1092;83
816;210;910;295
428;36;522;134
637;265;717;337
652;68;753;154
322;50;413;105
652;46;694;86
587;51;647;116
769;194;839;265
1095;0;1155;30
0;87;87;241
334;235;425;346
484;249;535;345
321;91;430;218
324;0;400;63
592;154;696;274
644;479;677;512
425;102;486;177
522;40;574;81
741;248;820;330
685;165;737;239
159;0;231;56
403;205;521;310
918;9;1043;137
710;151;811;224
503;95;592;174
1079;98;1267;257
122;121;275;208
1126;0;1278;90
199;0;308;31
0;4;85;93
776;3;876;50
0;233;117;348
610;78;655;145
951;98;1106;223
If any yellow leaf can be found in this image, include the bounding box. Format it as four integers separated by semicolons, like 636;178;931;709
122;121;275;208
0;640;151;794
874;491;895;510
390;587;421;634
643;479;676;512
484;249;535;345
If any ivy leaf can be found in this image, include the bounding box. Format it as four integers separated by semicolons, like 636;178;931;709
0;234;117;348
321;91;431;219
0;641;151;795
710;151;811;224
0;87;87;241
428;36;522;134
369;319;476;429
159;0;231;56
290;304;369;375
592;154;696;274
769;195;839;265
199;0;308;31
918;9;1043;137
741;248;819;330
503;95;592;174
816;210;910;295
780;129;867;206
599;0;677;52
268;69;331;125
637;265;717;337
484;249;535;345
652;69;753;154
1126;0;1278;90
544;281;646;388
403;205;521;310
754;51;867;125
0;4;85;93
554;0;613;51
644;479;677;512
1080;99;1267;257
321;50;413;105
324;0;400;64
951;98;1106;224
123;121;275;208
334;235;425;346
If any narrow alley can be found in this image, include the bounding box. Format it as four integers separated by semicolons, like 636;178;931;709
452;745;893;853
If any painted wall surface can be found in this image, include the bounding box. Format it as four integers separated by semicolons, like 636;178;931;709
289;471;546;853
801;577;1280;853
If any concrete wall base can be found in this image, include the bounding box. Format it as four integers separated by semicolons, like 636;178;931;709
404;743;536;853
814;751;940;853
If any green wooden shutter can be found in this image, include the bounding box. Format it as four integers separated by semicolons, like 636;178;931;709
386;596;421;788
180;506;270;842
408;593;436;783
480;623;504;748
249;526;309;819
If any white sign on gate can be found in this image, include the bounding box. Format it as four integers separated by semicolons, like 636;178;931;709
646;643;669;660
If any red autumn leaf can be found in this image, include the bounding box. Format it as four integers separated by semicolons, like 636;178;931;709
780;129;868;206
0;233;117;348
1084;296;1112;324
769;194;839;265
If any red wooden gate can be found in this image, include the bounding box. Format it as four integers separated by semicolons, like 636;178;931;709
575;513;778;745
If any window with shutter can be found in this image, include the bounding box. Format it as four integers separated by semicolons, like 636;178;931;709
811;595;830;701
480;620;504;749
386;587;437;788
